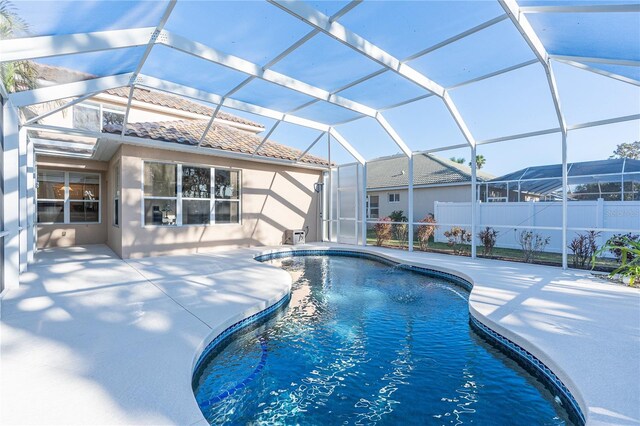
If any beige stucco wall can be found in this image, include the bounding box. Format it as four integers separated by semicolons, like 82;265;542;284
36;156;108;248
118;145;322;259
368;185;471;220
106;148;123;258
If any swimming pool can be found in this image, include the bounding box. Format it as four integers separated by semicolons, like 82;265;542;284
193;254;577;425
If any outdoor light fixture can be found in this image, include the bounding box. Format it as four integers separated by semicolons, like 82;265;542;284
314;182;324;193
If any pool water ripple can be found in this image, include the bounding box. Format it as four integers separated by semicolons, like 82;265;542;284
193;255;574;425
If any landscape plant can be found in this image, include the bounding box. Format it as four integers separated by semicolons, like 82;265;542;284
443;226;471;255
477;226;498;256
593;235;640;286
373;217;392;247
389;210;408;248
518;230;550;263
416;214;437;251
606;233;639;263
568;231;600;269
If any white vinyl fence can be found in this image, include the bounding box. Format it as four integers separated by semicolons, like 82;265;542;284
434;199;640;253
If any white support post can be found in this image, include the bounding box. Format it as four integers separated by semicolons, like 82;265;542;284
500;0;569;269
2;101;21;290
252;121;281;156
562;133;568;269
361;162;367;247
18;127;27;272
408;154;414;252
470;145;477;259
26;133;35;264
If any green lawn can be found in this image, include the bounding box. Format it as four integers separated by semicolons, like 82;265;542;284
365;230;620;272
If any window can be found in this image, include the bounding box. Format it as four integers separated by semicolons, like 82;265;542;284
367;195;379;219
144;162;177;226
74;102;125;132
214;169;240;224
113;161;120;226
37;170;65;223
182;166;211;225
143;162;241;226
37;170;100;224
388;193;400;203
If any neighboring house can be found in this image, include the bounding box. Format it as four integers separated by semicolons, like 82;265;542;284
483;158;640;202
366;154;494;220
27;65;328;258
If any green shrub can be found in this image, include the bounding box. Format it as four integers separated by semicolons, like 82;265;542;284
593;235;640;286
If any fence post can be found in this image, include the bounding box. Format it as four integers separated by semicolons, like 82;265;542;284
596;198;605;248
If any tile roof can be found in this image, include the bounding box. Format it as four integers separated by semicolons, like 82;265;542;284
366;153;494;189
103;119;329;166
32;64;264;129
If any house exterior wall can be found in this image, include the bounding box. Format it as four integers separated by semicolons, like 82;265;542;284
35;156;108;248
118;145;322;259
367;185;471;220
106;147;123;257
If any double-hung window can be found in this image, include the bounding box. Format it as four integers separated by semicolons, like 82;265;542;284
143;162;241;226
143;162;177;226
214;169;240;224
37;170;100;224
182;166;211;225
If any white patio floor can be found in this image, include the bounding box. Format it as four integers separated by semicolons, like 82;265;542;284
1;243;638;425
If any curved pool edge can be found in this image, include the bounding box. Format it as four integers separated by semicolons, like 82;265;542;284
190;245;588;425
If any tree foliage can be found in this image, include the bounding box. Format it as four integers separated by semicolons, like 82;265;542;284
0;0;38;93
610;141;640;160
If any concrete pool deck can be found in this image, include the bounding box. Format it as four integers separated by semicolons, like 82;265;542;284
1;243;638;425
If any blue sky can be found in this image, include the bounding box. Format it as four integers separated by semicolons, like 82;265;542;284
12;0;640;176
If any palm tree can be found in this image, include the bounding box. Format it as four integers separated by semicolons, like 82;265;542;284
0;0;37;92
450;157;465;164
469;155;486;170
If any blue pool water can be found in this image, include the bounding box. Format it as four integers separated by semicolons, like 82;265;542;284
193;255;575;425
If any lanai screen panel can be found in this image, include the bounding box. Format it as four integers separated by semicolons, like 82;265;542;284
3;0;638;164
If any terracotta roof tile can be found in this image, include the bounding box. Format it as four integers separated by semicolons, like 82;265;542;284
103;119;328;166
33;64;264;129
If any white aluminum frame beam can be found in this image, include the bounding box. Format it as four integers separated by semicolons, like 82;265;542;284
499;0;570;269
329;128;365;165
552;57;640;87
21;91;102;126
549;54;640;67
8;73;134;107
296;132;326;162
134;75;366;162
375;113;412;157
269;0;477;149
122;0;177;136
160;30;378;118
269;0;444;96
286;13;510;116
252;121;281;156
0;27;155;63
520;4;640;13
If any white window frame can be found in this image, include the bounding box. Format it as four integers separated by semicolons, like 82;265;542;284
142;160;242;227
366;194;379;219
73;101;125;132
37;170;101;225
388;193;400;203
